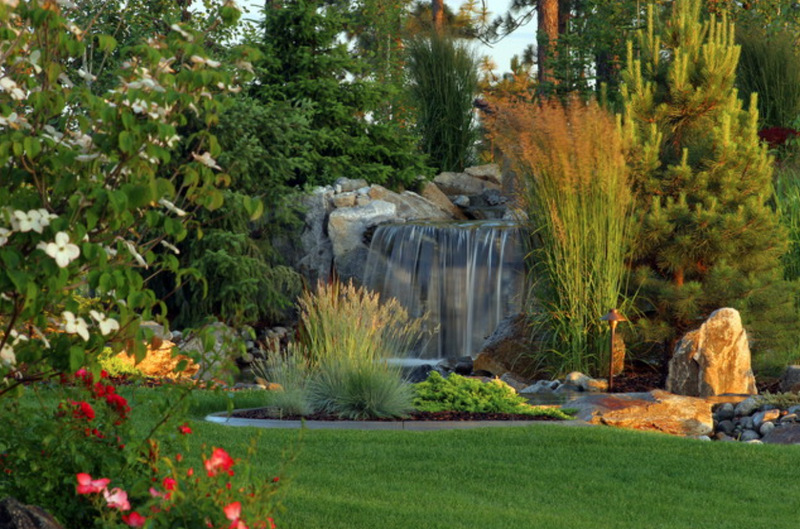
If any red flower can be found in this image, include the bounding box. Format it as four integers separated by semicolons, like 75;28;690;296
70;400;95;421
122;512;147;528
178;423;192;435
76;473;110;494
204;447;234;477
272;476;279;483
106;393;130;417
163;477;177;491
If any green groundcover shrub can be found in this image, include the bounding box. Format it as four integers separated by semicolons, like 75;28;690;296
412;372;573;419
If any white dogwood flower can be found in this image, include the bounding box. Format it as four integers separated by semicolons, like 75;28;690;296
89;310;120;336
0;227;9;246
0;342;14;367
45;232;80;267
191;151;221;171
158;198;187;216
62;311;89;341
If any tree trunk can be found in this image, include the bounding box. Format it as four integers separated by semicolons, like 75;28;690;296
432;0;445;33
537;0;559;84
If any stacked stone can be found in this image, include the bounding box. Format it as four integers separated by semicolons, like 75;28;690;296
712;397;800;443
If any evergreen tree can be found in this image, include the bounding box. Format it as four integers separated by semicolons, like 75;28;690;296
621;0;796;357
252;0;431;189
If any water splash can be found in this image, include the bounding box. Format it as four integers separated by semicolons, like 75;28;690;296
363;220;524;361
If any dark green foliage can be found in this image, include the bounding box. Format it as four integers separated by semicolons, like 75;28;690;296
736;24;800;129
157;191;302;329
622;0;796;357
252;0;431;189
412;372;572;418
406;32;479;172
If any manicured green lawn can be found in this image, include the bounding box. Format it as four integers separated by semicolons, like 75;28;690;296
183;408;800;529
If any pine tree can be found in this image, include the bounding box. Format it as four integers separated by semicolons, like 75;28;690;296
621;0;796;356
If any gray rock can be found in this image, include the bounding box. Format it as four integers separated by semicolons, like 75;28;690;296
739;415;754;430
454;356;473;375
0;497;64;529
331;193;357;208
695;435;712;442
780;365;800;393
752;408;781;430
759;421;776;437
418;181;467;220
140;320;171;341
180;321;242;381
328;200;397;256
780;413;798;423
666;308;757;397
716;419;736;435
739;429;761;442
735;396;762;417
762;423;800;444
452;195;470;207
713;402;736;421
787;404;800;415
464;163;502;185
500;372;529;393
334;177;369;193
171;329;183;341
434;171;501;197
714;432;736;442
296;188;335;283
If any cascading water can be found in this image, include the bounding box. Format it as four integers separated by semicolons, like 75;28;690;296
363;220;525;362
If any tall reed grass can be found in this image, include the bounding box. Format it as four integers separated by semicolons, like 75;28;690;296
406;32;479;172
736;25;800;129
487;97;636;376
259;281;421;419
775;166;800;282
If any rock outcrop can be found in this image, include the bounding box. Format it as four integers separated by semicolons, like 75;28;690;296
0;497;64;529
666;308;757;397
569;390;714;437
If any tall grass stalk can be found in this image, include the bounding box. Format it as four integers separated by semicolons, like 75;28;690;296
775;167;800;281
283;280;422;418
737;25;800;129
487;98;636;376
406;32;479;172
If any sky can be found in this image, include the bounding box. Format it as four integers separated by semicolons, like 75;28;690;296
237;0;537;75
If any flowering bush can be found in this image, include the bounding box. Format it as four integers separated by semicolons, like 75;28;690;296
0;0;260;392
0;369;284;528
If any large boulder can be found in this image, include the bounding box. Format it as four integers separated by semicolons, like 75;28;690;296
434;171;501;197
464;163;502;185
0;497;64;529
366;186;453;221
295;188;335;284
116;339;199;379
570;390;715;437
474;314;542;378
419;181;467;220
666;308;757;397
779;365;800;393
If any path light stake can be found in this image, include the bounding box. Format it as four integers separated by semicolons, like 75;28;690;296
600;309;627;393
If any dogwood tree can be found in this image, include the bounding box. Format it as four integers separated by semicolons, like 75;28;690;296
0;0;259;394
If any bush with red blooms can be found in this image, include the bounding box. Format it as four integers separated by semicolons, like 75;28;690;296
0;369;284;528
758;126;800;150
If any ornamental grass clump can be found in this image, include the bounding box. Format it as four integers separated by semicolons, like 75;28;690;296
268;280;422;419
486;97;635;377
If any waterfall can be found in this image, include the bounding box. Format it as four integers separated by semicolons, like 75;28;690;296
363;220;525;362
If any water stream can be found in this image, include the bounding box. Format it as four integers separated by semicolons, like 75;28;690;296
363;220;525;362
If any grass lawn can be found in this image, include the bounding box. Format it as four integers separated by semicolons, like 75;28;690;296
177;392;800;529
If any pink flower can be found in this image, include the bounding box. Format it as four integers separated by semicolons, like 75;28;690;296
224;502;248;529
122;512;147;527
103;487;131;511
204;447;234;477
76;473;110;494
178;423;192;435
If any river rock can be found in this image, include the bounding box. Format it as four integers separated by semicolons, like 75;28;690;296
753;408;781;430
472;352;508;377
734;396;762;417
573;390;714;436
0;497;64;529
762;423;800;444
475;314;539;378
666;308;757;397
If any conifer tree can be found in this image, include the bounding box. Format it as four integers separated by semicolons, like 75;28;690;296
621;0;795;355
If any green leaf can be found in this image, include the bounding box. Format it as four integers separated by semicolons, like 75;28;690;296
97;34;117;53
23;136;41;158
118;131;135;154
69;346;85;372
243;196;264;221
122;183;152;208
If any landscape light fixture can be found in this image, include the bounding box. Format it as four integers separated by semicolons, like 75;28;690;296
600;308;627;393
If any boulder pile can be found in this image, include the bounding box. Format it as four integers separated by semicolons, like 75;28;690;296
712;396;800;443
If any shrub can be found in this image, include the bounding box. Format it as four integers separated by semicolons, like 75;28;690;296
406;32;480;172
256;345;314;417
266;281;422;419
412;371;573;419
486;97;635;377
